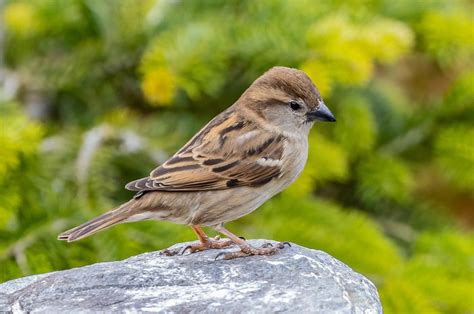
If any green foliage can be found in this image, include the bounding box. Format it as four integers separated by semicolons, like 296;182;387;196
333;95;377;157
308;133;349;185
418;10;474;67
380;279;440;314
434;126;474;191
379;231;474;314
0;104;42;176
442;71;474;117
304;15;413;94
357;154;413;206
1;1;473;313
0;102;43;228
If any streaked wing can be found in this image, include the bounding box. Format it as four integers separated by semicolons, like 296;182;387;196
125;109;286;192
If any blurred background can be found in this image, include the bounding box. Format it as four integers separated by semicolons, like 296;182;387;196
0;0;473;312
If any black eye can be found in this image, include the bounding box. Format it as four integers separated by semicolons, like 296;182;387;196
289;101;301;111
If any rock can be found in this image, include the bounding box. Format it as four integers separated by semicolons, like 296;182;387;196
0;239;382;313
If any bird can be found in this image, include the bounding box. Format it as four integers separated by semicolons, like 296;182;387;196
58;66;336;260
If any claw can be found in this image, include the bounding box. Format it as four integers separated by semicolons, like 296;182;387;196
215;251;227;261
239;236;246;240
179;245;193;255
278;241;291;248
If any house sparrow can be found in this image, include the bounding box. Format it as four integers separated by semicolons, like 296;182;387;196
58;66;336;260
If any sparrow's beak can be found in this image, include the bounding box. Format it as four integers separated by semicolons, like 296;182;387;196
306;102;336;122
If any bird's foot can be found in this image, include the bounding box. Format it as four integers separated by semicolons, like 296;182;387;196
162;236;235;256
215;241;291;260
182;236;235;254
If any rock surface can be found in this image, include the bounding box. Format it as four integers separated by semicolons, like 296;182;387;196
0;239;382;313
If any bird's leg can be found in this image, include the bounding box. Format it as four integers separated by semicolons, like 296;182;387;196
162;225;234;256
213;225;290;260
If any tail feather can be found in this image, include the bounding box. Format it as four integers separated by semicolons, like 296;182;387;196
58;201;134;242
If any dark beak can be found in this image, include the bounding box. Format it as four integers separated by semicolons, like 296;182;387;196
307;102;336;122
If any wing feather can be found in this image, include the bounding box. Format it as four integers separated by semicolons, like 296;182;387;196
125;110;286;192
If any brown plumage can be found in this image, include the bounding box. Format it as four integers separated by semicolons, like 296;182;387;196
58;66;336;259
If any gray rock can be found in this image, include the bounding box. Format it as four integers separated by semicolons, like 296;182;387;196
0;239;382;313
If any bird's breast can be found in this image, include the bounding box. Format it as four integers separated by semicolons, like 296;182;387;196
278;136;309;188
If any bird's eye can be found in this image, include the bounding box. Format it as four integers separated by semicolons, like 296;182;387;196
289;101;301;111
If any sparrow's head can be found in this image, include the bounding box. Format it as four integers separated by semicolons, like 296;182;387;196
239;66;335;134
